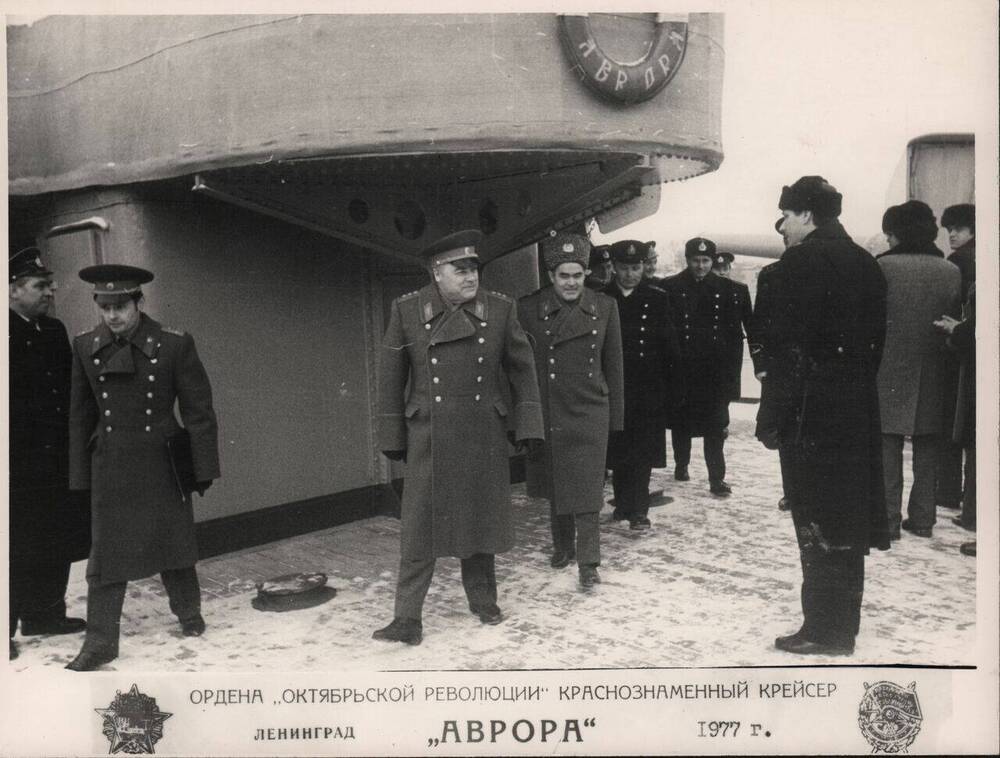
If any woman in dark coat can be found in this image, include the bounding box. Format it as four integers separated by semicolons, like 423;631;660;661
66;265;219;671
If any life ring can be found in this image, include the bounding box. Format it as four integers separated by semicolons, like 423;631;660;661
558;14;688;106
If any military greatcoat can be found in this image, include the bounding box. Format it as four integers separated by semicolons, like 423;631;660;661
69;313;220;585
603;280;683;468
517;286;624;515
662;269;749;434
378;284;543;560
9;311;90;570
755;221;890;551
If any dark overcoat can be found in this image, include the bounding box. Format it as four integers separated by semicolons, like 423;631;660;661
949;284;975;446
378;284;544;560
69;313;220;585
602;280;683;468
875;242;961;435
663;270;749;434
754;221;890;552
517;286;624;514
9;311;90;570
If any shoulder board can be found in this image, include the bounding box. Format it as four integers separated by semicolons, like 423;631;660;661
75;328;93;338
397;290;420;301
162;326;186;337
487;289;513;302
647;284;666;294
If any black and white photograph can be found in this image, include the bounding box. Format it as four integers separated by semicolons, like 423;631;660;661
3;1;998;755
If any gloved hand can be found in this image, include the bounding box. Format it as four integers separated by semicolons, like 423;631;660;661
516;438;544;456
195;481;212;496
382;449;407;463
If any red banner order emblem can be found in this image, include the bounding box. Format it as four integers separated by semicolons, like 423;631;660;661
558;14;689;106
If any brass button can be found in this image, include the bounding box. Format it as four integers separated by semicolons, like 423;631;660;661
93;358;100;365
431;358;438;364
478;337;485;344
98;376;106;383
480;322;486;327
477;357;484;363
104;409;111;416
146;409;153;415
434;396;442;402
549;373;555;379
151;358;158;364
147;392;153;399
101;392;108;399
591;330;598;335
433;377;440;383
549;358;555;364
477;376;483;382
425;323;431;330
105;426;112;432
145;426;151;432
148;375;155;382
475;394;481;401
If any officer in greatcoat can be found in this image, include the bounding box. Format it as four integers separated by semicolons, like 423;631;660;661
375;230;544;645
603;240;683;530
663;238;748;495
756;176;890;656
8;246;90;661
65;265;220;671
518;233;624;588
713;249;754;405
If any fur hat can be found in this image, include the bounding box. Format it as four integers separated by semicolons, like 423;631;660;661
940;203;975;232
541;232;590;270
882;200;938;245
778;176;843;220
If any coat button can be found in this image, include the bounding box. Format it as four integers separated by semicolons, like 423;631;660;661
639;340;644;345
476;376;483;382
104;409;111;416
591;344;596;349
425;323;431;330
93;358;100;365
640;327;645;332
588;372;593;378
145;426;151;432
639;352;644;357
26;340;32;347
642;314;647;319
149;375;155;381
480;322;487;328
98;376;106;382
147;392;153;399
549;373;555;379
431;358;438;364
715;293;720;298
52;388;59;394
151;358;158;364
147;336;154;342
101;392;108;399
477;357;484;363
146;409;153;415
591;330;597;335
837;346;844;354
94;336;100;342
435;396;442;402
106;426;112;432
478;337;485;344
549;358;555;364
549;345;554;350
589;358;594;363
433;377;440;383
475;394;481;401
545;330;551;336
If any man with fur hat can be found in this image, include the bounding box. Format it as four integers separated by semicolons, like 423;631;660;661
65;264;220;671
663;238;750;495
876;201;961;539
518;233;624;588
8;244;90;661
375;230;543;644
936;202;975;515
756;176;890;656
604;240;683;530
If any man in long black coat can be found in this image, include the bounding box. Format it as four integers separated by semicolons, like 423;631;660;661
664;238;749;495
756;176;891;656
8;246;90;660
604;240;683;530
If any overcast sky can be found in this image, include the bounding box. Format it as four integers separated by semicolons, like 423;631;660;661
593;0;997;249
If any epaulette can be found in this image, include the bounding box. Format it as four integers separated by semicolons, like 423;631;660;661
397;290;420;301
75;328;93;337
162;326;186;336
647;284;666;294
486;289;513;302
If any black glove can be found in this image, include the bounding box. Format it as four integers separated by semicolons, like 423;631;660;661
382;449;407;463
195;481;212;497
516;438;544;456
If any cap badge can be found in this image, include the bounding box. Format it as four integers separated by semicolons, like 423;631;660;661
562;243;574;253
105;282;114;289
699;241;707;252
628;244;636;255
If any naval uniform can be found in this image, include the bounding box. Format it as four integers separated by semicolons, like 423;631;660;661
9;310;90;639
518;285;624;566
662;269;749;484
69;313;220;655
603;280;683;520
378;284;543;620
